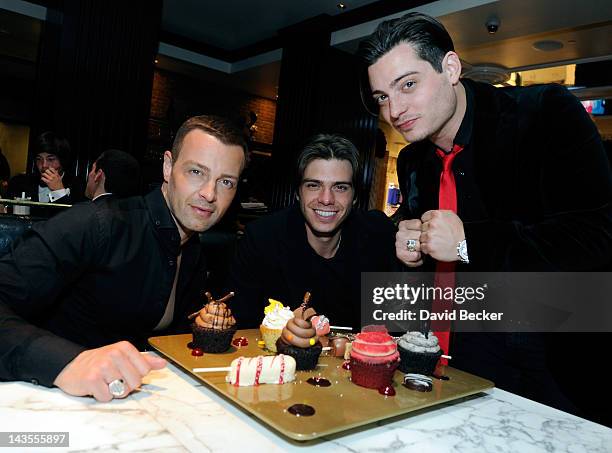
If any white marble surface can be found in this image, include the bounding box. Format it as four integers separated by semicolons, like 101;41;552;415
0;361;610;453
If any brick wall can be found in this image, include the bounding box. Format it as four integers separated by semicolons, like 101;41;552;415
149;69;276;145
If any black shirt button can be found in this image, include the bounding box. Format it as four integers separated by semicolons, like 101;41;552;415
169;260;175;266
155;220;161;226
30;378;39;385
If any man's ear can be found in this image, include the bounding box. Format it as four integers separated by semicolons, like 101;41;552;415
162;150;173;183
443;51;462;85
94;168;104;183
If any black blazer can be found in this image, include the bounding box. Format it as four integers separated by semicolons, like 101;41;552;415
395;79;612;271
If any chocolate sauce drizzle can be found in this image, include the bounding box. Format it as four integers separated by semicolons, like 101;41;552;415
287;404;315;417
188;291;235;329
306;377;331;387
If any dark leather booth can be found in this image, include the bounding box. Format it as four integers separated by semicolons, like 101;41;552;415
0;215;41;257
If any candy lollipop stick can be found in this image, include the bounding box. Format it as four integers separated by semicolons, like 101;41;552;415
193;366;232;373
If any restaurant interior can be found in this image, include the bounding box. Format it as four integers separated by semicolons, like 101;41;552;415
1;0;611;218
0;0;611;449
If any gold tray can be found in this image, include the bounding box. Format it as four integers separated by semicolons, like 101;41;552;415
149;330;493;441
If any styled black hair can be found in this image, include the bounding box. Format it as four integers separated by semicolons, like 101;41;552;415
357;12;454;71
33;131;72;175
356;13;455;115
95;149;141;197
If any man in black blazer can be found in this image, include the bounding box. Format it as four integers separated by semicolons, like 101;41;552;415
84;149;141;201
359;13;612;422
229;134;400;329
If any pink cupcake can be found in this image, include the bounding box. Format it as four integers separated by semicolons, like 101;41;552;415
349;326;399;389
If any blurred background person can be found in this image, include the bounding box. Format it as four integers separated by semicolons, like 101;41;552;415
84;149;141;201
8;131;73;205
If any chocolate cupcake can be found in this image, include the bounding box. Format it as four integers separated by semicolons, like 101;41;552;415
275;292;322;370
397;331;442;375
189;291;237;353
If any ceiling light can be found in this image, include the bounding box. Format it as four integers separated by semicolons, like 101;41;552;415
532;40;564;52
462;64;510;85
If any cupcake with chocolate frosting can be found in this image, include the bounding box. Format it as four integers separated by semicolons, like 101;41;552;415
275;292;323;370
397;331;442;375
189;291;237;353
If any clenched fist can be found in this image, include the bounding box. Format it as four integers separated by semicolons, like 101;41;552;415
396;219;424;267
419;210;465;262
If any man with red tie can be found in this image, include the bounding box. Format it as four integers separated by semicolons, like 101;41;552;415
359;13;612;422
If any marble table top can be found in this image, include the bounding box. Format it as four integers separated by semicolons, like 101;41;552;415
0;361;610;453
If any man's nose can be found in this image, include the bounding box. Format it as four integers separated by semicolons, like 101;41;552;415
318;186;335;205
389;95;405;121
198;179;217;202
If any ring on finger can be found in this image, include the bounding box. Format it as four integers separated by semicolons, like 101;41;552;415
108;378;126;398
406;239;418;253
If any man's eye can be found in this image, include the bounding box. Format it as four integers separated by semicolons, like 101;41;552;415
189;169;202;176
334;184;350;192
304;182;320;190
219;179;235;189
375;94;388;105
402;80;415;90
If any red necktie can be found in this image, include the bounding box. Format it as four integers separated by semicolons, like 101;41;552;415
432;144;463;365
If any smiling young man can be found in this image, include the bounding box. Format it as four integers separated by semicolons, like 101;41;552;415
228;134;399;329
0;115;247;402
358;13;612;420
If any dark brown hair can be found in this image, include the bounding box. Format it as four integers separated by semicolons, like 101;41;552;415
171;115;249;166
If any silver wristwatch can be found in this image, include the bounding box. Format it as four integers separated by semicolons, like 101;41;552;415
457;240;469;264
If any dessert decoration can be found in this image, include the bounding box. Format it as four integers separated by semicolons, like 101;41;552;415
275;292;323;370
329;335;351;358
311;315;330;337
349;325;400;389
402;374;433;392
189;291;236;353
225;354;296;386
378;385;396;396
232;337;249;347
260;298;294;352
397;331;442;375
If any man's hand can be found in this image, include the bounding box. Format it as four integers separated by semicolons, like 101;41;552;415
396;219;424;267
53;341;167;402
419;210;465;262
40;168;65;191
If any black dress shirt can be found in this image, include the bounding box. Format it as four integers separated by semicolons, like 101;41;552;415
0;189;206;386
